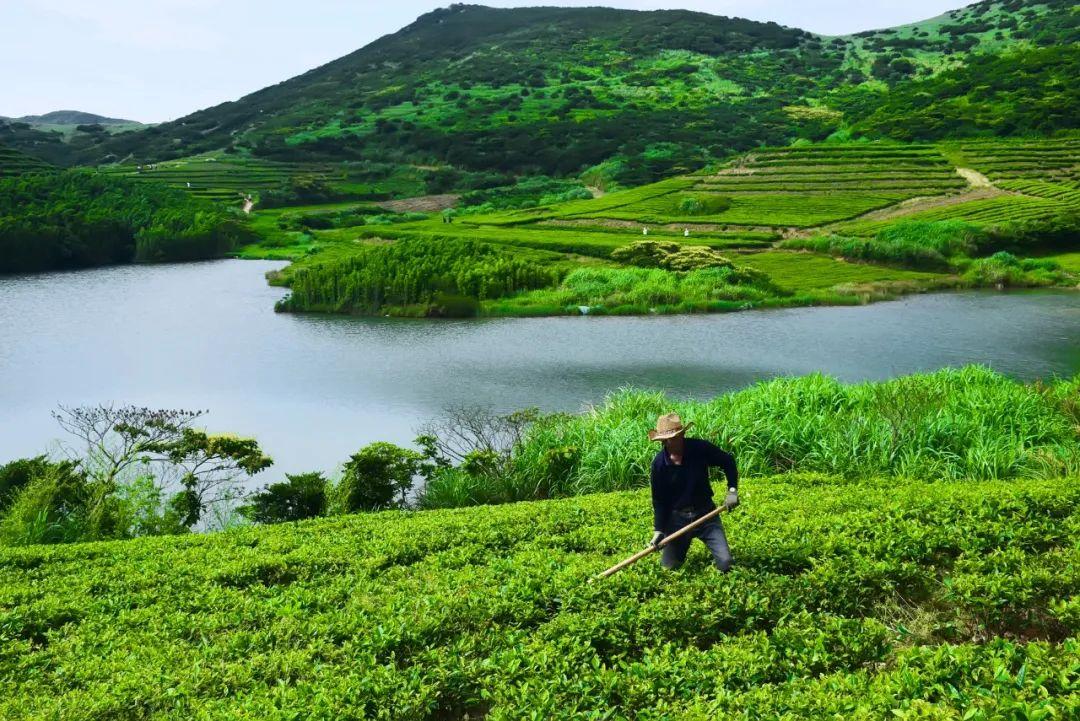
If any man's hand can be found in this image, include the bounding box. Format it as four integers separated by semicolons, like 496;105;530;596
723;488;739;510
649;531;665;548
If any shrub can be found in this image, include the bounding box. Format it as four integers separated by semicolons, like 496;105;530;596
426;292;479;318
963;251;1074;288
610;240;682;268
611;240;743;272
0;169;252;272
0;462;95;545
418;367;1080;508
241;472;328;524
782;221;986;271
335;443;424;512
675;193;731;216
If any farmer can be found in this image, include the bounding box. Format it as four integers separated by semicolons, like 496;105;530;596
647;413;739;572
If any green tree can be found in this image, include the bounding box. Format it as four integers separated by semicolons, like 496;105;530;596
241;472;328;524
337;443;424;512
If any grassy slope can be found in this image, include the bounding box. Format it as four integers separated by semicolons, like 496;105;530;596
3;476;1078;719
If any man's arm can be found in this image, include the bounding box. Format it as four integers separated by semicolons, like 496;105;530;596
650;459;670;533
702;441;738;490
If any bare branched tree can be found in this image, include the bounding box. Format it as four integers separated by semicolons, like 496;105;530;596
52;404;271;528
53;405;205;486
415;404;540;469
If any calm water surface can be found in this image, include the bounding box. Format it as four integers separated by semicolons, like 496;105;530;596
1;260;1077;478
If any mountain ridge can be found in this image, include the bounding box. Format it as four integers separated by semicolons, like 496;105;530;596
2;110;142;126
2;1;1076;184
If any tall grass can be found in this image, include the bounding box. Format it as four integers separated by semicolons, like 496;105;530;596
419;367;1080;508
781;220;984;271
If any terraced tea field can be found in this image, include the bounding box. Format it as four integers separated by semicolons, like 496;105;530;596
98;155;345;204
949;137;1080;183
0;145;51;177
814;139;1080;236
839;192;1073;236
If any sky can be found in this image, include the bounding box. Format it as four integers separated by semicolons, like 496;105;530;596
2;0;975;123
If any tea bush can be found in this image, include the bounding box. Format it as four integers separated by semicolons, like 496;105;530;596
2;476;1078;719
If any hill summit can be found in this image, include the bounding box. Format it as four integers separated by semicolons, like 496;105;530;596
4;111;140;126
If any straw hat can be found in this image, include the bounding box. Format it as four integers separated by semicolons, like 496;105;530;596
648;413;692;441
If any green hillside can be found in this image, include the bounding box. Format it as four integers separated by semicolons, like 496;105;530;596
3;476;1079;719
0;144;52;178
3;1;1075;187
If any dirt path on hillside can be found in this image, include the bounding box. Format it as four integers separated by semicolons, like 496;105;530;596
956;167;994;188
837;188;1004;226
378;194;460;213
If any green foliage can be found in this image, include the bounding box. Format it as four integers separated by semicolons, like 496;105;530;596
0;462;99;546
277;237;560;314
335;443;424;512
0;406;273;545
2;475;1079;718
848;45;1080;141
0;143;52;177
241;472;328;525
258;176;356;209
0;456;55;514
426;292;480;318
0;169;254;273
963;251;1075;287
495;265;782;317
610;240;756;274
4;2;1078;189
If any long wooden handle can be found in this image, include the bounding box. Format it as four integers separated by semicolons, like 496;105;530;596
590;505;726;582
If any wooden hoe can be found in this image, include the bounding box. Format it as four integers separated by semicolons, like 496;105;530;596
590;505;729;583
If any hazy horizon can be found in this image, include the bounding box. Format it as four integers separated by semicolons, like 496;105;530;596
4;0;974;123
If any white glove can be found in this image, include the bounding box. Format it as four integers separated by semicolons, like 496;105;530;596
649;531;665;548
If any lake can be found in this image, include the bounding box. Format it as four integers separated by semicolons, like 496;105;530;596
1;260;1077;479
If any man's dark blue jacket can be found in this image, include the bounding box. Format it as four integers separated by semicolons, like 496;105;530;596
650;438;738;533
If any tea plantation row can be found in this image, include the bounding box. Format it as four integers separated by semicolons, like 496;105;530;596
2;476;1079;719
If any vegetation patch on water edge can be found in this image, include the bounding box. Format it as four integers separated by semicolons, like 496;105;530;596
2;476;1079;719
0;170;256;274
270;231;1074;318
